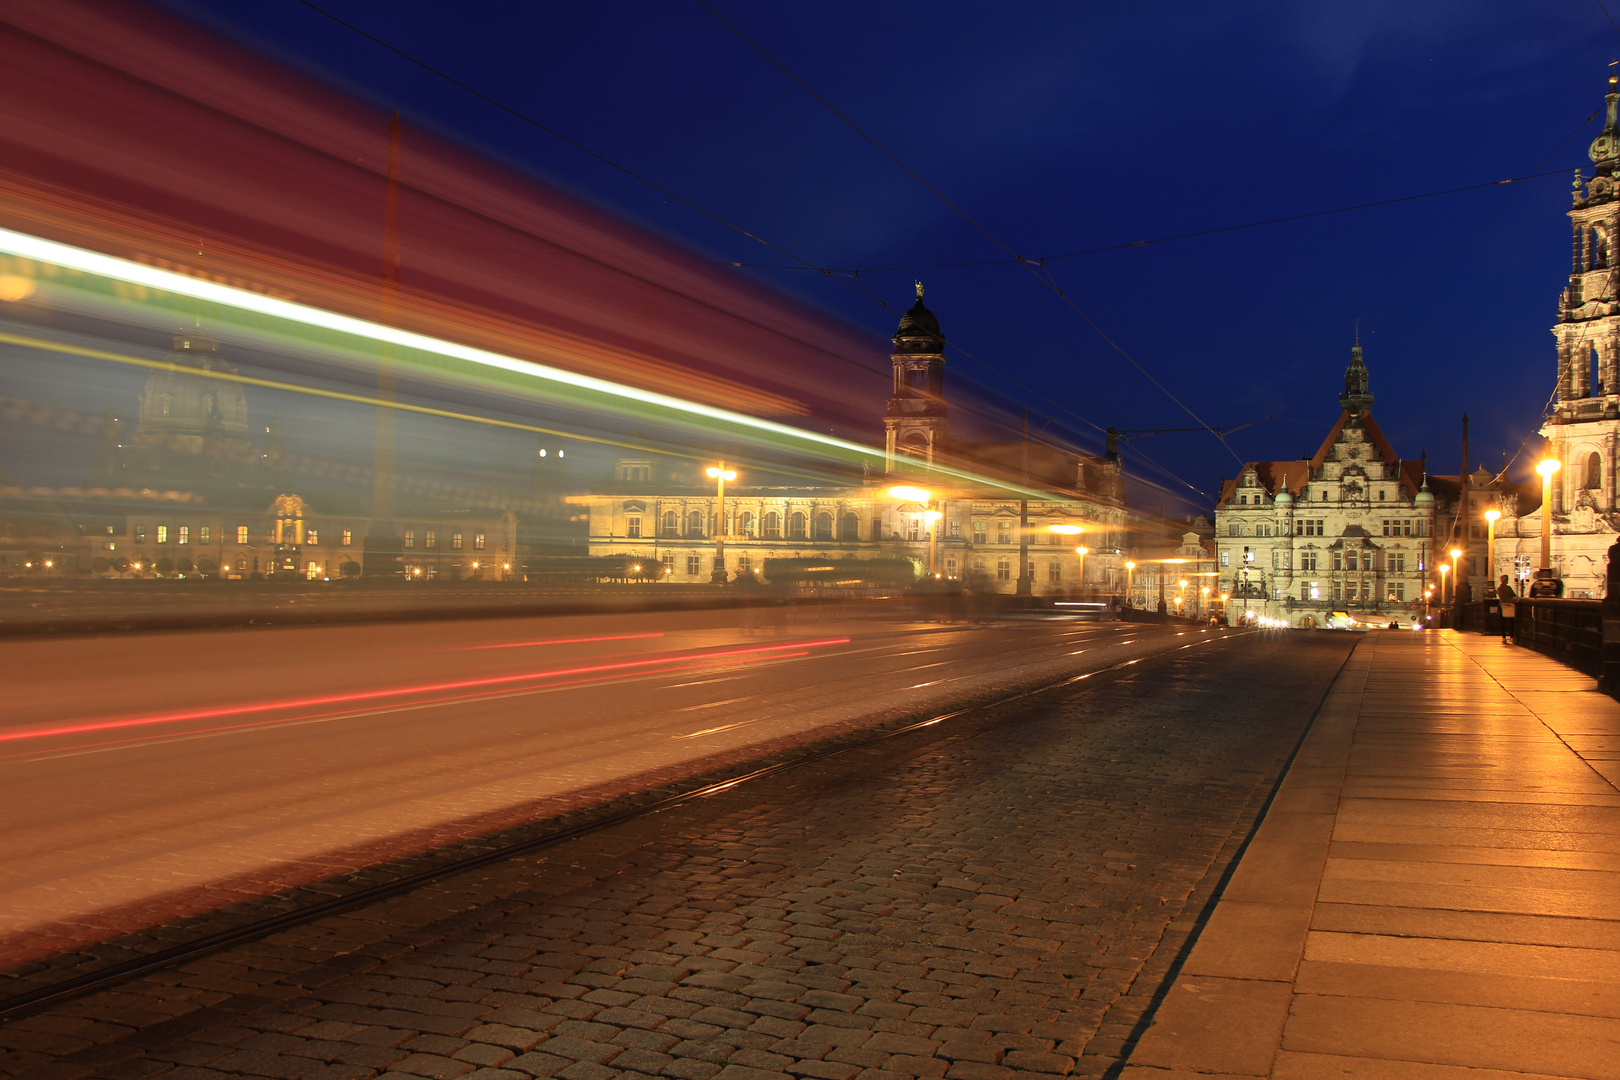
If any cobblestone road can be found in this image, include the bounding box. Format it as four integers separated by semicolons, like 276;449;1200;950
1;632;1355;1080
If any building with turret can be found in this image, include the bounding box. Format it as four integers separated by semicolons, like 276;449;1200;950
1493;73;1620;597
575;288;1133;594
1214;346;1441;626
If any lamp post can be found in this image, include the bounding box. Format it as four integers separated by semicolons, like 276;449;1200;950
1200;585;1210;620
706;462;737;583
1179;579;1189;617
1220;592;1230;624
1449;546;1462;607
1536;452;1561;573
924;509;942;577
1075;546;1089;593
1125;561;1136;607
1484;508;1500;591
1439;563;1450;606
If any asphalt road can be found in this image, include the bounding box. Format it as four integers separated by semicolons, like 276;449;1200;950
0;628;1358;1080
0;609;1222;977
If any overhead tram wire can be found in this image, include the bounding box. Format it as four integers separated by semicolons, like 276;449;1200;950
301;0;1190;491
292;2;1109;466
710;165;1588;275
1269;105;1603;420
696;0;1246;469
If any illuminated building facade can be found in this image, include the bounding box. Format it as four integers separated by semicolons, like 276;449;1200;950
1496;74;1620;597
576;293;1131;594
1215;347;1439;625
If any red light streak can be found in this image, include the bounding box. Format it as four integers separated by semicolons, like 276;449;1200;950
0;651;812;761
457;632;667;651
0;638;851;746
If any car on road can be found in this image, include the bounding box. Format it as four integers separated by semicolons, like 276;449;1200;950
1324;611;1359;630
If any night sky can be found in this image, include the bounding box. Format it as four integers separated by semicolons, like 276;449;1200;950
159;0;1620;512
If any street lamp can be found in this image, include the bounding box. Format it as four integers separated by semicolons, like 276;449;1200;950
1483;508;1500;592
887;485;939;578
1536;451;1561;574
1200;585;1209;620
707;462;738;583
1449;547;1462;605
1179;579;1189;615
1438;562;1450;606
1075;546;1090;591
1125;561;1136;607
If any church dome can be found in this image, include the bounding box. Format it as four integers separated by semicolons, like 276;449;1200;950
892;286;946;354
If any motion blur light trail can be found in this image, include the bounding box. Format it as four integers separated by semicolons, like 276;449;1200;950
0;636;851;748
0;226;1051;498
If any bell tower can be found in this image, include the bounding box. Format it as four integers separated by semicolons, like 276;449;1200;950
1554;73;1620;413
884;282;949;470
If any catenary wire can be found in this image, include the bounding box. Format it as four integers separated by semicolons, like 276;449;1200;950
696;0;1251;468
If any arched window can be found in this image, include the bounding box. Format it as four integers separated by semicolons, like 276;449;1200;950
762;511;781;539
838;512;859;541
788;511;807;539
813;511;833;540
661;510;678;537
738;511;755;537
1587;451;1603;490
686;509;704;537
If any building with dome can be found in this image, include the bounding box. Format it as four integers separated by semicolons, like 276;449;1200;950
574;287;1135;595
1214;346;1443;626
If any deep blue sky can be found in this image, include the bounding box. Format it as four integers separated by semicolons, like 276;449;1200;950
161;0;1620;511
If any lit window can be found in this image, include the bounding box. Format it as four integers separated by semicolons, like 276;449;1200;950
199;526;210;544
1220;550;1230;567
425;530;436;549
236;525;248;544
474;533;486;550
135;525;147;543
404;530;415;549
341;529;352;546
157;526;168;544
177;526;189;545
739;511;755;537
306;529;318;546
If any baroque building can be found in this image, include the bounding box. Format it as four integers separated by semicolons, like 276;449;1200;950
1214;346;1440;626
575;289;1132;594
1495;73;1620;597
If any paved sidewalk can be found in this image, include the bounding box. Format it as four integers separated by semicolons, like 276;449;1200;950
1125;629;1620;1080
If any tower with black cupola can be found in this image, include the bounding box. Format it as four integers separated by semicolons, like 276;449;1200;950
884;282;949;470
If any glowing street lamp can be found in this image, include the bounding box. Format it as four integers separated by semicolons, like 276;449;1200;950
1125;560;1136;606
1449;547;1462;604
1536;451;1561;573
1483;508;1500;591
1075;546;1090;591
707;462;738;583
1200;585;1210;619
1438;562;1450;605
888;485;940;577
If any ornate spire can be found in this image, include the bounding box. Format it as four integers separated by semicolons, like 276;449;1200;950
1591;73;1620;175
1340;343;1374;415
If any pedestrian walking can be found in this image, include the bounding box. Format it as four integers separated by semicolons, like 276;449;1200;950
1496;575;1517;642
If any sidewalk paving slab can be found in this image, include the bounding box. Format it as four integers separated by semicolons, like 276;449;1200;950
1122;629;1620;1080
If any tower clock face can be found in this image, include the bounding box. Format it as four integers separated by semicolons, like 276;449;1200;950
1593;133;1616;162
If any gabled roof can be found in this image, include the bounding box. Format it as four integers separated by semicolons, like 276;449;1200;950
1219;408;1426;506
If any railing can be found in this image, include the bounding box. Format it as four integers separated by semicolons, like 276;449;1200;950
1518;599;1604;676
